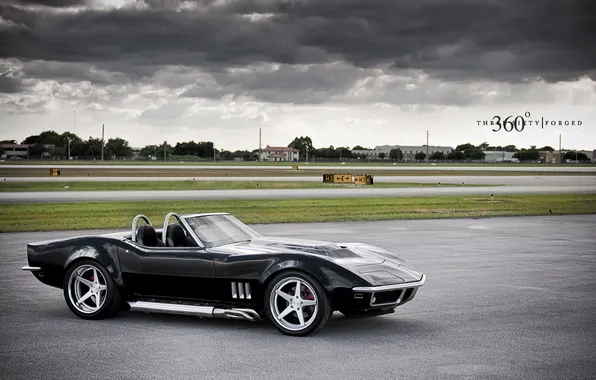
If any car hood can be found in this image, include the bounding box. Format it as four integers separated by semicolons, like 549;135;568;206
215;236;423;285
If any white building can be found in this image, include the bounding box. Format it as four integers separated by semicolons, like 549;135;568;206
483;151;519;162
259;146;300;162
352;145;453;161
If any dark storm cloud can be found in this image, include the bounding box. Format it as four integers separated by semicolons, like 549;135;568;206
181;63;366;104
2;0;89;7
0;0;594;90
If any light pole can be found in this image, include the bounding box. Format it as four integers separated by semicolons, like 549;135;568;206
67;138;71;160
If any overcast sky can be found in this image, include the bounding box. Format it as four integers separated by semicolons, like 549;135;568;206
1;0;595;151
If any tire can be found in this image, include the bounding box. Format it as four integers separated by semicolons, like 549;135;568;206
264;270;331;336
63;259;124;320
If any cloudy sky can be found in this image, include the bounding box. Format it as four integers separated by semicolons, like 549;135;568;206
1;0;595;151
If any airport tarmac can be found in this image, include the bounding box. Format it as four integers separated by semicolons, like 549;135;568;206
2;215;595;379
1;184;595;203
3;175;596;187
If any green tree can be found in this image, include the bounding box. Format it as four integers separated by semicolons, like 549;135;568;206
389;148;403;160
430;151;444;160
378;152;386;159
448;150;465;160
415;152;426;160
105;138;133;159
288;136;314;158
455;143;476;151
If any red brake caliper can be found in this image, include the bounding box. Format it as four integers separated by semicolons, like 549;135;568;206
303;287;314;300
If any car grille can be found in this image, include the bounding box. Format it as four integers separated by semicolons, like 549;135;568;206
371;288;416;306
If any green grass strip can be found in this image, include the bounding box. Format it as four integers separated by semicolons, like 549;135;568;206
0;180;494;192
1;193;594;232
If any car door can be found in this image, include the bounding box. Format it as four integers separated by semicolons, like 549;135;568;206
118;241;215;301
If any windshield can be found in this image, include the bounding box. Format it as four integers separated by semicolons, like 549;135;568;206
183;214;262;248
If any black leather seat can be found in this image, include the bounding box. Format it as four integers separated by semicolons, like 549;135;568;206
165;223;196;247
136;224;165;247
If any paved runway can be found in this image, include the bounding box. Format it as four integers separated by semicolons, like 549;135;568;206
2;184;596;203
1;215;595;379
4;175;596;187
3;164;596;172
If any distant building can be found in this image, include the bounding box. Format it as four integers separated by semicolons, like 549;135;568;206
351;149;380;159
259;146;300;162
352;145;453;161
484;151;519;163
0;143;31;159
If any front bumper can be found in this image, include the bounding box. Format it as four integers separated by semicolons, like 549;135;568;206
351;274;426;308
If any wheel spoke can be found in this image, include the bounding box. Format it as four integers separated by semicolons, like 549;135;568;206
98;284;107;291
77;290;93;305
302;299;316;307
93;268;99;284
275;289;292;302
296;309;305;326
294;280;301;297
76;276;93;287
277;305;293;320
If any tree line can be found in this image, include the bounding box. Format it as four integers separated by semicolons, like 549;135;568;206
0;130;591;162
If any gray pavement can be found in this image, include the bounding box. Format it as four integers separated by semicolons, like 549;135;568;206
2;184;595;203
1;215;595;379
4;174;596;187
2;163;596;172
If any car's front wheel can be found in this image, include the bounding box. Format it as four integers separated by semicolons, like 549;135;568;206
264;270;331;336
63;259;123;320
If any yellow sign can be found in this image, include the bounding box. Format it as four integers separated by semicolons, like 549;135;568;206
333;174;352;183
353;175;370;185
49;168;60;176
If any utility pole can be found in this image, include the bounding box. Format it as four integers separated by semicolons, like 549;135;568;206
259;128;262;162
559;133;562;163
67;138;71;161
101;124;104;161
426;130;429;162
73;109;76;134
164;141;167;162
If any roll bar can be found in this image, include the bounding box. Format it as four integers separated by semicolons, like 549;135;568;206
131;214;152;243
162;212;205;248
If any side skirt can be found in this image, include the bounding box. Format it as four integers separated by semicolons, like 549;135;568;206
127;300;261;322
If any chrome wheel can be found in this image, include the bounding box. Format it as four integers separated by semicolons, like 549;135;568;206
269;277;319;332
67;264;108;314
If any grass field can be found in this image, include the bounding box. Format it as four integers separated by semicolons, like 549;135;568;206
1;194;594;232
0;180;493;192
1;160;595;167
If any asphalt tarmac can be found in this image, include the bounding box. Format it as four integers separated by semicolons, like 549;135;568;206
3;164;596;172
4;174;596;186
1;215;595;379
2;184;595;203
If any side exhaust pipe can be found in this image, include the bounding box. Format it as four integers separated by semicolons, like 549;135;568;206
127;301;261;322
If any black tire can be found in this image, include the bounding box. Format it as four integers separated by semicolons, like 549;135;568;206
62;259;124;320
264;270;331;337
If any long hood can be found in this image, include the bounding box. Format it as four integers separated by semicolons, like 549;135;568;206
213;236;423;285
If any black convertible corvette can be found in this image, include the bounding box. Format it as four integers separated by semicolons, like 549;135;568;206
22;212;426;336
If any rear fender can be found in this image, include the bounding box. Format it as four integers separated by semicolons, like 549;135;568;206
63;239;124;287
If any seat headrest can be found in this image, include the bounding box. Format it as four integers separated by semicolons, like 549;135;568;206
167;223;187;247
137;224;158;246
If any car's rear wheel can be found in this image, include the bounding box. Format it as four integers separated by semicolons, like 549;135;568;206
63;259;123;320
264;270;331;336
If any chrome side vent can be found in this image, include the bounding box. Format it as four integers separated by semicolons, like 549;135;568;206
231;282;252;299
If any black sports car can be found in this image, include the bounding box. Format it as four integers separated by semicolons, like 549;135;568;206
22;212;426;336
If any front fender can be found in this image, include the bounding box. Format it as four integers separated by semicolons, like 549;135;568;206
260;254;371;293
